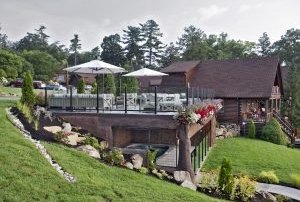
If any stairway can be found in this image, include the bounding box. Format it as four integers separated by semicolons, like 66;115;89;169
272;110;297;145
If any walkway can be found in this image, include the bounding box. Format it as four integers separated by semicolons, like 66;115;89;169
257;183;300;201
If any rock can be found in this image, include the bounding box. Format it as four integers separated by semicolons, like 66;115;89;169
43;126;62;134
77;145;100;159
173;171;192;183
131;154;143;169
216;128;224;137
124;162;134;170
255;191;277;202
62;123;72;133
181;180;197;191
67;133;79;146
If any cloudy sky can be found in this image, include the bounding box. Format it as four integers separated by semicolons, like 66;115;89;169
0;0;299;51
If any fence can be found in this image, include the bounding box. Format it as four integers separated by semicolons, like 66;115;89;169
45;86;215;114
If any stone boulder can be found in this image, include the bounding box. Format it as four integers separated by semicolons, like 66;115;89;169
216;128;224;137
124;162;134;170
62;123;72;133
255;191;277;202
43;126;62;134
67;132;86;146
173;171;192;183
77;145;100;159
131;154;143;169
181;180;197;191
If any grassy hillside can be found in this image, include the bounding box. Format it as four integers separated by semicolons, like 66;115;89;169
203;137;300;185
0;100;222;202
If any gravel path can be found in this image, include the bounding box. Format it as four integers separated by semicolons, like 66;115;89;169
257;182;300;201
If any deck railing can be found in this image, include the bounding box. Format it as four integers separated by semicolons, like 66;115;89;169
45;86;215;114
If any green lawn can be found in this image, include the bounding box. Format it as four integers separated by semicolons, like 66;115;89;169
203;137;300;185
0;86;45;96
0;100;222;202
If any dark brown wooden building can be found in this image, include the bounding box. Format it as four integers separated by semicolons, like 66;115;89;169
161;56;284;125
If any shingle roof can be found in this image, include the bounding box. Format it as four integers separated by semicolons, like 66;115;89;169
188;56;281;98
161;60;200;73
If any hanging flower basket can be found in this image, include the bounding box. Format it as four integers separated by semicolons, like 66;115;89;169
174;100;222;126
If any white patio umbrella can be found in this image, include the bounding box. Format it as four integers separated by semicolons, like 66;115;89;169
64;60;125;74
123;68;168;77
63;60;126;112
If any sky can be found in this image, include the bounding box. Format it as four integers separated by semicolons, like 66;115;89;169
0;0;299;51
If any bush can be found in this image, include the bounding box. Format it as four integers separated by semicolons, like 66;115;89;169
139;167;149;174
106;148;124;166
261;118;287;145
231;176;257;201
258;171;279;184
77;78;85;94
152;169;163;179
218;158;234;194
146;149;157;171
248;120;256;138
21;71;35;108
17;101;33;123
83;136;100;149
200;170;219;192
35;92;45;106
55;131;69;143
290;173;300;188
0;69;7;78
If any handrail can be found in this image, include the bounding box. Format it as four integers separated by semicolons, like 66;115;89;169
272;110;293;130
272;110;297;143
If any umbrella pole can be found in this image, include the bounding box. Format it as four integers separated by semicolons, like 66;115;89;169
97;74;99;113
102;74;105;112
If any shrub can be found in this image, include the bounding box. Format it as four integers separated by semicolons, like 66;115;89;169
21;71;35;108
106;148;124;166
231;176;257;201
248;120;256;138
146;149;157;171
200;170;219;192
33;118;39;130
55;131;69;143
77;78;85;94
83;135;100;149
139;167;149;174
258;171;279;184
290;173;300;188
0;69;7;78
218;158;234;194
17;101;33;123
35;92;45;106
261;118;287;145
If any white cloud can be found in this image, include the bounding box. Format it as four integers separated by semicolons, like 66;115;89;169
238;5;251;13
197;5;228;21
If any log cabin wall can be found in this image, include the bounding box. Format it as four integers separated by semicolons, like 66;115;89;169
160;72;186;87
217;99;239;124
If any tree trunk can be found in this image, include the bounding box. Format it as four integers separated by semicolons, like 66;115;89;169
177;124;195;182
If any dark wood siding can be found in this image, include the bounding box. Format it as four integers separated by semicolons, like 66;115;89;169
217;99;239;123
161;73;186;87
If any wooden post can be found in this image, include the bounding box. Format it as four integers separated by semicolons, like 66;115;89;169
177;124;195;182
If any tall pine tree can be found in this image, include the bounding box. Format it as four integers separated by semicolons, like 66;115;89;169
123;26;144;69
257;32;272;56
140;20;164;68
69;34;81;65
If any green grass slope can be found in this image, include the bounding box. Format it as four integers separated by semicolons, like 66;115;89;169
0;100;222;202
203;137;300;184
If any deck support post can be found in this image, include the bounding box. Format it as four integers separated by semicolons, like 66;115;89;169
177;124;195;182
